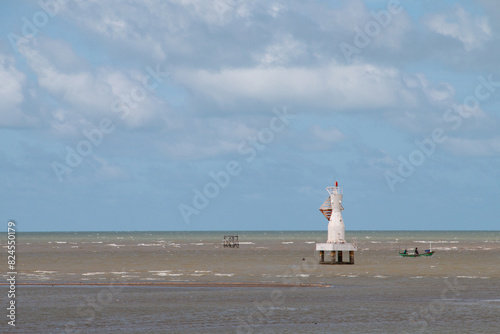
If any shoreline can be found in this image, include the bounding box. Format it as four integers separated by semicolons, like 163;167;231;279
0;282;332;288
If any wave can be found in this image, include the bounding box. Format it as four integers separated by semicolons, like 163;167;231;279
82;272;106;276
414;240;459;244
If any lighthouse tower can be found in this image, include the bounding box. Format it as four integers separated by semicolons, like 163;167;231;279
320;181;345;243
316;181;357;264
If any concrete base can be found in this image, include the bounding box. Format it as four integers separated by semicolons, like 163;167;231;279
316;242;357;265
316;243;357;251
318;250;355;265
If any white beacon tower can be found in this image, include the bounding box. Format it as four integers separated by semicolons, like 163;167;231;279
322;181;345;243
316;181;357;264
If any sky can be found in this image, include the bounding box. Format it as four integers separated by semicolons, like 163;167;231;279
0;0;499;232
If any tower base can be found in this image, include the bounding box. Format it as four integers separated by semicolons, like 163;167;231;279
316;243;356;265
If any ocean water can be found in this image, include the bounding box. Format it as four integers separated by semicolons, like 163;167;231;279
2;231;500;333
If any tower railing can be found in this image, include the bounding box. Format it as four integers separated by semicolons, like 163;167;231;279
326;186;343;195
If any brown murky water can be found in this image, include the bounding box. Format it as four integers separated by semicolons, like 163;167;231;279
2;231;500;333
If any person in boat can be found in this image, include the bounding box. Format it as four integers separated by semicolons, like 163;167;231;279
414;247;419;255
403;249;407;254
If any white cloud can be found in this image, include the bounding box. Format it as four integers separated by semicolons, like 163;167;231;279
403;73;455;107
18;40;167;132
390;72;490;134
37;38;87;72
49;108;85;136
445;137;500;157
0;54;28;126
19;42;113;115
424;6;492;51
172;0;249;25
311;125;344;143
371;10;412;51
294;125;344;152
175;63;415;110
254;34;307;66
59;1;183;62
162;118;257;159
92;156;131;181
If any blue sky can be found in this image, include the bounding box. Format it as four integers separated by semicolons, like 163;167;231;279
1;0;499;231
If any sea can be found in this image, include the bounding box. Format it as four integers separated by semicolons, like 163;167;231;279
1;231;499;333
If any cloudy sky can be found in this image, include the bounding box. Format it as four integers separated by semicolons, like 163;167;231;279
1;0;499;231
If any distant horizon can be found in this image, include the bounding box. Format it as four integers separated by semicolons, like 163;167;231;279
6;229;500;233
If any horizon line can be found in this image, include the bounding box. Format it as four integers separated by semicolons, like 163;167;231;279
2;229;499;233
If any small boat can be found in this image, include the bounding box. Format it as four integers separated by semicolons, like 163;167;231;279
399;243;434;257
399;250;434;257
